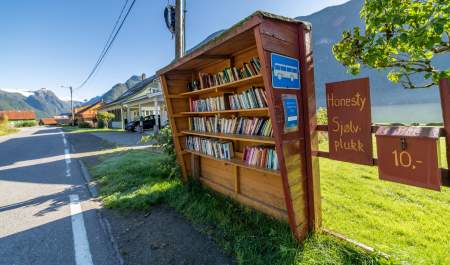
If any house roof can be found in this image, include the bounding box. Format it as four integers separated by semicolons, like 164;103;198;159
157;11;310;75
40;118;58;125
102;75;158;109
0;110;36;120
76;101;103;115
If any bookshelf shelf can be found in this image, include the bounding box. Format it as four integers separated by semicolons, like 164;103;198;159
181;130;275;144
182;149;281;176
179;74;263;97
178;108;269;116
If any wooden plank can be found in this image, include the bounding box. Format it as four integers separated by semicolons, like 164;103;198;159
200;176;289;220
298;23;322;234
160;75;188;180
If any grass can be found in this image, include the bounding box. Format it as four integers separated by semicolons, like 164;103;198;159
91;150;390;265
319;137;450;265
61;125;124;134
0;127;18;136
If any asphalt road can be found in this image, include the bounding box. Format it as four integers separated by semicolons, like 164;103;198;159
0;127;120;265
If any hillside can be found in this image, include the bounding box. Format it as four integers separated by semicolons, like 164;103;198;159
0;89;80;119
84;75;145;105
296;0;448;106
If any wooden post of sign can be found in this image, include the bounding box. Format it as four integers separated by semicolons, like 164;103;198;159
439;78;450;186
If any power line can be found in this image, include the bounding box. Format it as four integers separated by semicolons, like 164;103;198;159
75;0;136;90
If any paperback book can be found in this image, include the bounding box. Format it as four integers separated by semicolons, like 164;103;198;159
188;116;273;137
243;146;279;170
185;136;234;160
229;87;268;110
198;57;261;89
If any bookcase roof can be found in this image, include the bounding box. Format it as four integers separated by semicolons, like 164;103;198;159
157;11;311;75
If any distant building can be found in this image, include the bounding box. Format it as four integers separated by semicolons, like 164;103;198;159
99;75;168;129
74;101;104;127
53;115;70;125
39;118;58;126
0;110;36;124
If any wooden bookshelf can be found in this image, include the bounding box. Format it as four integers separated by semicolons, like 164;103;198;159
157;11;321;242
181;130;275;144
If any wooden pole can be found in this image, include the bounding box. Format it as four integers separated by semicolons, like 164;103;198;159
175;0;185;59
439;78;450;167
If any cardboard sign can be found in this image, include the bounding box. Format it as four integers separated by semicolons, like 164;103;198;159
282;94;299;133
326;78;373;165
376;127;441;191
271;53;300;89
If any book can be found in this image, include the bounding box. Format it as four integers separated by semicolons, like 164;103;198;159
243;145;278;170
188;116;273;137
196;57;261;89
229;87;268;110
185;136;234;160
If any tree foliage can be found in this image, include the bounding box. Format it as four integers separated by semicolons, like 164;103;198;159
333;0;450;89
96;111;115;128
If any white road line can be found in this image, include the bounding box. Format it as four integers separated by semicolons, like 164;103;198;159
69;194;94;265
62;132;71;177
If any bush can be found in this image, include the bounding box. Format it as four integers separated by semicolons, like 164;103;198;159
14;120;37;127
78;122;92;128
142;126;181;179
96;111;115;129
317;107;328;125
0;114;8;130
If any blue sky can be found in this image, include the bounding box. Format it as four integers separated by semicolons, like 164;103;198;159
0;0;348;101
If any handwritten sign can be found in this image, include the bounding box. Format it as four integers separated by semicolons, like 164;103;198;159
326;78;373;165
376;127;442;191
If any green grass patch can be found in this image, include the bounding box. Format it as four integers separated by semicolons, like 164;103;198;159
91;150;389;265
61;126;124;134
0;127;19;136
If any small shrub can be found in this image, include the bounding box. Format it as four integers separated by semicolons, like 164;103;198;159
142;126;181;179
78;122;92;128
0;114;8;130
14;120;37;127
96;111;115;129
317;107;328;125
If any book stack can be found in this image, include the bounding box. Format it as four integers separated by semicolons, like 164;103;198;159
199;57;261;88
188;116;273;137
229;87;268;110
189;95;228;112
243;146;279;170
185;136;234;159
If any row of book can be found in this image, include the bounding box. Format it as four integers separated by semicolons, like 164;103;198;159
199;57;262;88
185;136;234;160
229;87;268;110
243;146;279;170
189;95;227;112
188;116;273;137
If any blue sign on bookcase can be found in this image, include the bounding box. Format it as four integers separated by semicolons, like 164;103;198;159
282;94;299;132
271;53;301;89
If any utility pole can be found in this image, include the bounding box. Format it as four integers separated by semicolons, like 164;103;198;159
70;86;74;126
175;0;185;59
61;85;75;126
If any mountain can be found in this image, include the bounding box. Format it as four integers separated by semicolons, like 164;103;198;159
0;88;81;119
84;75;145;105
296;0;448;106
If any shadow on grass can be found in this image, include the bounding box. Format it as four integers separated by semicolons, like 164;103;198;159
91;150;393;265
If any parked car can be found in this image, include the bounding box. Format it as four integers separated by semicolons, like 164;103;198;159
125;115;156;132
